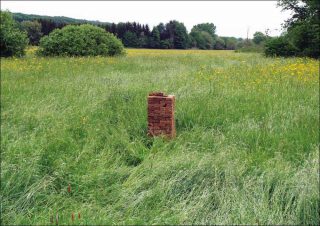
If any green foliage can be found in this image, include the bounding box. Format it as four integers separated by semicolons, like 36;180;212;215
20;20;43;45
174;27;188;49
286;22;320;58
236;39;265;53
170;21;189;49
11;11;248;51
123;31;140;48
12;12;109;26
149;27;160;48
264;36;297;57
158;21;189;49
266;0;320;58
37;24;125;56
191;23;216;38
190;31;214;49
0;11;29;57
160;39;173;49
190;23;216;50
277;0;319;28
239;32;269;53
214;37;225;50
189;31;201;49
221;37;238;50
138;33;149;48
253;31;267;45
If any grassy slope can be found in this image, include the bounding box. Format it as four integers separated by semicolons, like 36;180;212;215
1;49;319;225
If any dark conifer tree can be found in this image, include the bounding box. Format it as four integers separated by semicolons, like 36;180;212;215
149;26;160;48
145;24;150;36
111;23;117;34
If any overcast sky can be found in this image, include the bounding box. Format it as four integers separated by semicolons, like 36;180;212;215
1;1;292;38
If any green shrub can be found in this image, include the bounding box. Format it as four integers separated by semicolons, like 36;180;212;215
159;39;172;49
286;23;320;58
264;36;297;57
0;11;28;57
37;24;125;56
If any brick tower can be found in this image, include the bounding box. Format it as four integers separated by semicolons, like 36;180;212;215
147;92;176;138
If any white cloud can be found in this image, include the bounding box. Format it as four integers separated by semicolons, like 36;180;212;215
1;1;292;38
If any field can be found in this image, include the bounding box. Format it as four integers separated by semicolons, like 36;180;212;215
1;48;319;224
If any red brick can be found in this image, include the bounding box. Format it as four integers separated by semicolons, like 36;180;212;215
147;92;175;138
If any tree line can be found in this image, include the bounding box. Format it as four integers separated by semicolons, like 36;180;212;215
3;1;319;59
13;12;249;50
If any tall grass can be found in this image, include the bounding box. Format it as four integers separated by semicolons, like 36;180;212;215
1;49;319;224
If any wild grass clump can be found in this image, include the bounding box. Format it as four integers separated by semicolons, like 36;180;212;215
1;49;319;224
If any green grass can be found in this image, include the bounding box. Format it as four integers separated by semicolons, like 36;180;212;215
1;49;319;225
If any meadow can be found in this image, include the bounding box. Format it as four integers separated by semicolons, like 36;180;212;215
1;48;319;224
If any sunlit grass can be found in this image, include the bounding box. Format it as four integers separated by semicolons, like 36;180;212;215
1;48;319;225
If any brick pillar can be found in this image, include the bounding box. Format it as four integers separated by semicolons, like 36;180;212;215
147;92;176;138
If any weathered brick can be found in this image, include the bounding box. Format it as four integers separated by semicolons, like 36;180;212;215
147;92;175;138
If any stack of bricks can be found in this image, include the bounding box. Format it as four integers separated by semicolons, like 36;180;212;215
147;92;176;138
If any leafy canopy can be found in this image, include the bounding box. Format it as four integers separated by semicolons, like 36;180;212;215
0;10;28;57
38;24;125;56
21;20;43;45
264;0;319;58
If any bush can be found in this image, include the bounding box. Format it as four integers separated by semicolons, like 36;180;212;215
37;24;125;56
0;11;29;57
264;36;297;57
286;23;320;58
